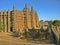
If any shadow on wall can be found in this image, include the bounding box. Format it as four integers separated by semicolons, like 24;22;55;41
10;27;13;32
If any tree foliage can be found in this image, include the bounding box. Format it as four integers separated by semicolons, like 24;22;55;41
41;20;60;26
52;20;60;26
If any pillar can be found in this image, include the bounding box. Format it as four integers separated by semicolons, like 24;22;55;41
3;10;7;32
7;9;10;32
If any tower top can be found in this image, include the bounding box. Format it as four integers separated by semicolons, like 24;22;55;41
23;3;30;11
8;9;10;11
35;11;37;15
8;9;10;12
31;6;34;12
25;3;28;9
13;4;16;10
4;9;6;12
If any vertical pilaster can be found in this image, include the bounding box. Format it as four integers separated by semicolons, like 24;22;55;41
11;11;14;32
0;11;3;23
3;10;7;32
7;9;10;32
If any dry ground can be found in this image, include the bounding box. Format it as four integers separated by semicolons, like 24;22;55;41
0;32;55;45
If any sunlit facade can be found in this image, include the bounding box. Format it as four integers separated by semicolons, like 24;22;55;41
0;4;39;33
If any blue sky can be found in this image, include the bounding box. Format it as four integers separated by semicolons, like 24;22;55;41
0;0;60;21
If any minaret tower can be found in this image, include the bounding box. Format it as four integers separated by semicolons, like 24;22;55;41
23;3;28;28
12;4;16;32
23;3;31;29
31;7;36;28
35;11;39;28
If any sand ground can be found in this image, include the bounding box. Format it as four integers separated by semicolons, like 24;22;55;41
0;32;55;45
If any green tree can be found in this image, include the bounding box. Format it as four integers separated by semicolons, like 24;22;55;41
44;20;60;26
40;20;43;22
52;20;60;26
0;21;4;32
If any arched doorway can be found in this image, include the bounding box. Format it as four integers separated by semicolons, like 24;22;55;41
10;27;13;32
